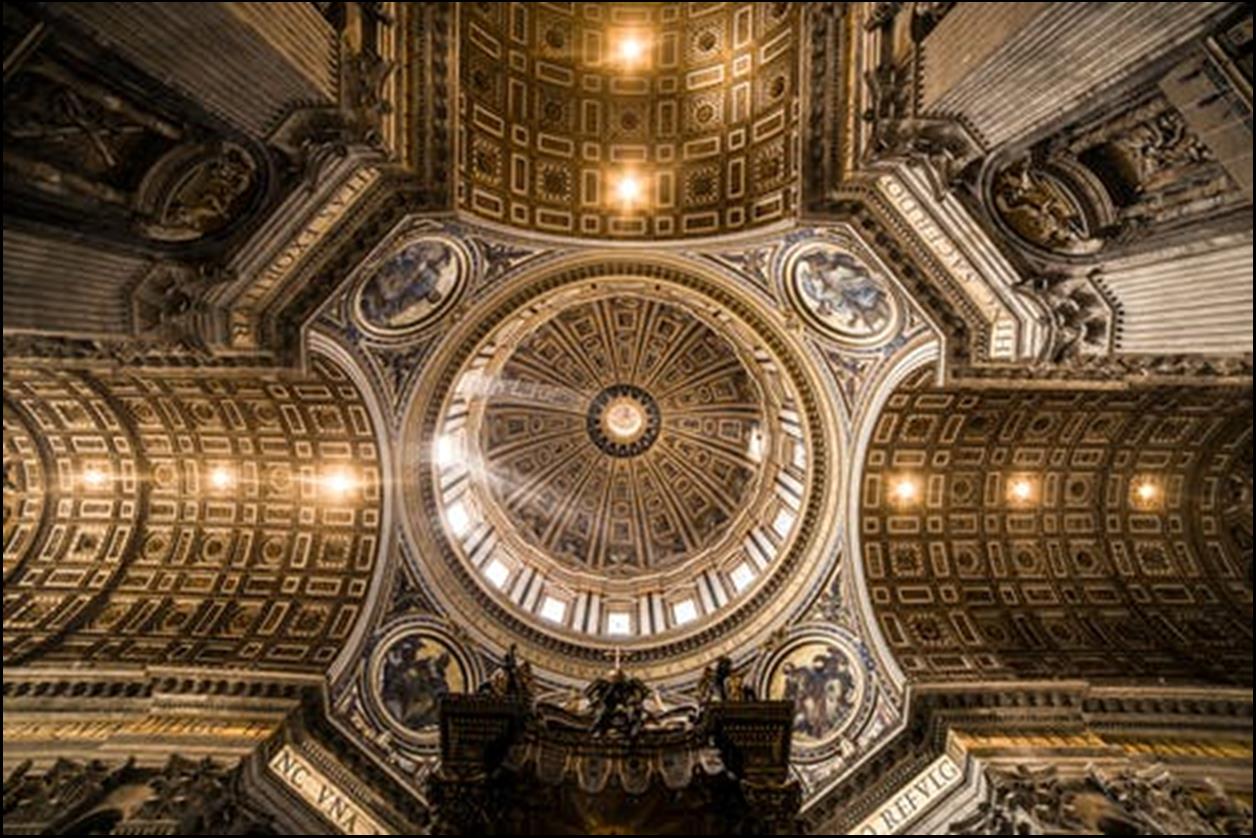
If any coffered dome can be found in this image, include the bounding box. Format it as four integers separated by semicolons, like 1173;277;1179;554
479;294;767;575
402;256;843;682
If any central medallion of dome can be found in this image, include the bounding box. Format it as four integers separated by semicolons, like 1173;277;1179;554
479;296;765;574
587;384;660;456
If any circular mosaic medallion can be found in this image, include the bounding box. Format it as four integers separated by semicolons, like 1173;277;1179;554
758;628;869;758
784;241;900;346
354;234;468;336
367;621;480;739
586;384;661;457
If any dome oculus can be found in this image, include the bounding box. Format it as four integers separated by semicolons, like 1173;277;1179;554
587;384;662;457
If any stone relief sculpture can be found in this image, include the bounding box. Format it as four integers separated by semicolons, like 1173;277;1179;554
951;762;1254;835
1082;101;1234;244
861;58;982;199
1009;271;1111;363
478;643;536;700
1;756;266;835
1112;109;1214;196
584;666;654;738
4;67;180;210
5;40;263;251
153;145;257;239
991;158;1098;254
989;94;1240;258
697;655;756;704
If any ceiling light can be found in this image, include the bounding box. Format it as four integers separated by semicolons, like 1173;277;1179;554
615;173;642;204
209;466;234;490
321;468;356;498
1009;479;1033;502
81;467;106;488
892;477;919;503
1136;481;1158;502
617;34;647;64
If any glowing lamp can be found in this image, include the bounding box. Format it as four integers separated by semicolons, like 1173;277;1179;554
1010;479;1033;502
615;173;642;204
892;477;919;503
209;466;234;490
617;34;646;64
321;468;356;497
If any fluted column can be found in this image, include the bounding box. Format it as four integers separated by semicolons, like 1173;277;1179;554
2;228;148;338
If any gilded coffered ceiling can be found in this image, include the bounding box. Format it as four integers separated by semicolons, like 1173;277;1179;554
2;355;383;670
456;1;800;238
860;368;1254;684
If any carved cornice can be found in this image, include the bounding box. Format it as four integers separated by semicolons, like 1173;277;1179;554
0;333;267;369
805;680;1253;833
813;182;1252;388
1;752;279;834
250;687;430;833
273;180;428;364
129;2;456;362
813;187;982;367
949;758;1253;835
1;667;314;777
217;158;385;353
